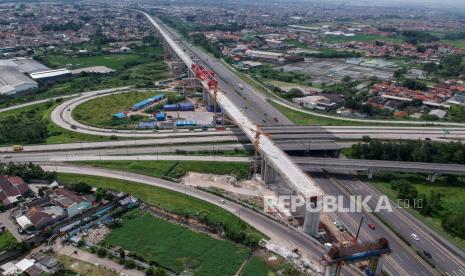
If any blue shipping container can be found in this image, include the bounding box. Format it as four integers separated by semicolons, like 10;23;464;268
179;102;195;111
138;121;158;129
156;112;166;121
163;104;179;111
176;120;197;127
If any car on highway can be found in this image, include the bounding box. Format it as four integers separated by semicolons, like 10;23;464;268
3;154;12;158
70;125;77;130
423;251;432;259
218;199;225;204
411;233;420;241
368;223;376;230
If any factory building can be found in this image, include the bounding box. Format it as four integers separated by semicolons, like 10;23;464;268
0;66;38;96
245;49;284;62
29;68;72;83
0;58;49;74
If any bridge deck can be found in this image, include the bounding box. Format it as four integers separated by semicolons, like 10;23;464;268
294;157;465;175
145;12;323;197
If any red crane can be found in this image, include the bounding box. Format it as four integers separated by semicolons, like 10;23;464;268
191;64;218;90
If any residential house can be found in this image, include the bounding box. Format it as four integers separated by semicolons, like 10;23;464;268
0;175;30;208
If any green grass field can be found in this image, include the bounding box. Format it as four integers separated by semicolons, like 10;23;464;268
322;34;403;44
42;47;163;70
74;160;251;180
0;45;167;109
44;54;142;70
103;211;250;275
368;172;465;251
0;101;116;145
270;101;370;126
241;253;303;276
72;91;165;128
242;256;269;276
58;173;264;246
439;39;465;49
0;230;18;252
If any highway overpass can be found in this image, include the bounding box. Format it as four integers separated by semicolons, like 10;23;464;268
143;11;324;235
294;157;465;182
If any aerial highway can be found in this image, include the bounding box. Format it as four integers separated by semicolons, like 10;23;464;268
0;143;247;156
294;157;465;176
156;17;292;126
329;170;465;276
143;11;327;237
308;171;436;275
3;154;250;163
144;12;447;274
0;135;245;153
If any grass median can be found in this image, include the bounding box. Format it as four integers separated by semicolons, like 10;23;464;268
366;172;465;252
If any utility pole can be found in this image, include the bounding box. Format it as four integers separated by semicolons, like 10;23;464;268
353;216;364;244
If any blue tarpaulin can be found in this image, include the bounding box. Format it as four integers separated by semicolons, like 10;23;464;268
113;112;126;119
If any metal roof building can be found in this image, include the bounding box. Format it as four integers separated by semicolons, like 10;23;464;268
131;94;166;110
29;69;72;82
0;58;49;74
0;66;38;95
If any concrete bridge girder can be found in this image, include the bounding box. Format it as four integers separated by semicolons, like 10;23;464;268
149;15;323;237
261;156;320;236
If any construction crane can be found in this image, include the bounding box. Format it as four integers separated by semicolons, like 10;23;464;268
191;63;221;125
250;125;270;177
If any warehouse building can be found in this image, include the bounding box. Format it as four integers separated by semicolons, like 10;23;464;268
0;58;49;74
29;68;72;82
131;94;166;111
0;66;38;95
245;49;284;62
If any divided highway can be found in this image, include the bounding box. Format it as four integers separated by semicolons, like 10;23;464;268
149;14;462;275
329;171;465;276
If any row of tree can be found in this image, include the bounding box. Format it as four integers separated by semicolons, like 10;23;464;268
350;140;465;164
0;162;56;182
422;53;465;77
390;178;465;239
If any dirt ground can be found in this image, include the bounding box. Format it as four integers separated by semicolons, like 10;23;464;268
182;172;273;197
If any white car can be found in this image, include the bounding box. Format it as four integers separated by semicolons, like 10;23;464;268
218;199;225;204
411;233;420;241
3;154;12;158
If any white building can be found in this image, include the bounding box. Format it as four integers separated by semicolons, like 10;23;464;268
0;58;49;74
29;68;72;82
0;66;38;96
245;49;284;61
428;109;447;119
